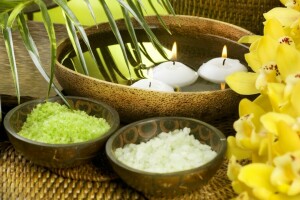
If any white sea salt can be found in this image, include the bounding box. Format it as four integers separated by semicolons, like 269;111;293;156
114;127;217;173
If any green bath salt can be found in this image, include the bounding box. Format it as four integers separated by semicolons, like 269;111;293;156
18;102;110;144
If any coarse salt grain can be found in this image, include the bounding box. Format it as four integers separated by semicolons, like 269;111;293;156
114;127;217;173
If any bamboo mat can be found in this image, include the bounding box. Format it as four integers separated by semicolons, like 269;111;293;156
0;142;236;200
0;111;239;200
169;0;282;34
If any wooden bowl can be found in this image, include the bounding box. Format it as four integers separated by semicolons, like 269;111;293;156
4;96;120;168
106;117;227;197
55;15;251;124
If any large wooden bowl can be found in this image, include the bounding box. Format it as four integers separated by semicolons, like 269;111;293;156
55;15;252;124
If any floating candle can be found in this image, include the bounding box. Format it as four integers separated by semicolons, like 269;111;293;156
152;42;198;88
131;79;174;92
198;45;247;89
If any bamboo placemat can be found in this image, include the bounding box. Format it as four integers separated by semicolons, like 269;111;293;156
0;142;236;200
169;0;282;34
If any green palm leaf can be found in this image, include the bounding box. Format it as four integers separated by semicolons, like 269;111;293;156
35;0;56;97
2;13;20;104
148;0;172;35
117;0;169;60
83;0;97;25
121;6;142;66
64;13;90;75
100;0;132;80
0;0;25;13
6;0;32;26
159;0;176;15
54;0;98;76
17;13;70;106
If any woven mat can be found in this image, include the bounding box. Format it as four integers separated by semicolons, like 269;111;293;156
169;0;283;34
0;141;237;200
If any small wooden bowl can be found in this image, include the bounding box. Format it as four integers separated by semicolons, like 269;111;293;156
106;117;227;197
4;96;120;168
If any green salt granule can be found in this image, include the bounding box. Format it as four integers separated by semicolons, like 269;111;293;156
18;102;111;144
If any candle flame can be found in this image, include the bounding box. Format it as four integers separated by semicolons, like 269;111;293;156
170;42;177;61
222;45;227;58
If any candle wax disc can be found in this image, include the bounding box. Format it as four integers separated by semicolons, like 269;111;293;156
153;61;198;87
198;58;247;83
131;79;174;92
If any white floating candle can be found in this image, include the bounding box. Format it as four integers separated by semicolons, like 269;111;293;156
131;79;174;92
152;42;198;88
198;45;247;86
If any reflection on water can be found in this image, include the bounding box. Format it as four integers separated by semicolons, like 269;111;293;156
61;28;249;92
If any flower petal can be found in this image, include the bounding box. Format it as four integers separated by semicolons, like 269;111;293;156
238;163;275;192
276;121;300;154
245;52;262;72
226;72;259;95
238;35;262;44
260;112;295;135
227;156;242;180
257;36;279;64
253;95;273;112
291;82;300;115
239;98;266;128
267;83;286;112
276;44;300;80
264;8;300;27
264;18;285;39
227;136;252;160
289;179;300;196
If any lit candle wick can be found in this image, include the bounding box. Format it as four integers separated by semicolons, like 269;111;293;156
198;44;247;91
149;81;152;88
152;41;198;88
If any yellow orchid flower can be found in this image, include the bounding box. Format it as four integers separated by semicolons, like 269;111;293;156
228;99;269;162
227;3;300;200
280;0;300;11
234;114;259;151
238;17;296;48
271;151;300;196
267;76;300;116
260;113;300;157
244;20;285;73
227;19;298;95
227;156;254;196
264;8;300;27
